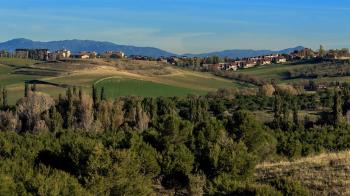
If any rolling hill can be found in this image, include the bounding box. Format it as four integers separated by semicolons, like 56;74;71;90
0;38;303;58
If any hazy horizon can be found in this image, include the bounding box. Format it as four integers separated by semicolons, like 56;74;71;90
1;0;349;53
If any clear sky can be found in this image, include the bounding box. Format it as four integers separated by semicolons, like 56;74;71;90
0;0;349;54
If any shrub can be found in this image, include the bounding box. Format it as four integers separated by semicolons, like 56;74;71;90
270;177;310;196
208;176;282;196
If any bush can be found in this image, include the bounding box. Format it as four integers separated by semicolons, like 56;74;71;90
0;174;17;196
208;176;282;196
270;177;310;196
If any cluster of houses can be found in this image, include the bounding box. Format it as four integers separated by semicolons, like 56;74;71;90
1;46;349;72
0;49;72;61
166;54;289;71
205;55;288;71
167;47;350;72
0;49;126;61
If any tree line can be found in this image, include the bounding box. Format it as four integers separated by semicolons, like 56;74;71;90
287;61;350;79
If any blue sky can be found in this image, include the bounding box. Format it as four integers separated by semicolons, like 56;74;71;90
0;0;349;54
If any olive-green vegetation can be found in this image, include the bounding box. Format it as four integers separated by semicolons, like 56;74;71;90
3;81;350;194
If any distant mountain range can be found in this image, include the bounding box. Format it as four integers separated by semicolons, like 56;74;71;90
0;38;175;58
184;46;305;59
0;38;304;58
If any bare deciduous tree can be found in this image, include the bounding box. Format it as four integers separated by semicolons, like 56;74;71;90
17;92;55;132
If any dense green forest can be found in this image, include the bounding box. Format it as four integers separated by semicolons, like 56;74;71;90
1;84;350;195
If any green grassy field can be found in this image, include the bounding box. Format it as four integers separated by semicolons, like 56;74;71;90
237;62;350;85
4;57;350;105
0;64;44;86
0;58;238;104
95;78;207;98
0;58;40;67
237;63;315;80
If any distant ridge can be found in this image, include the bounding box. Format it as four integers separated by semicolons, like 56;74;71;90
183;46;305;58
0;38;304;58
0;38;175;58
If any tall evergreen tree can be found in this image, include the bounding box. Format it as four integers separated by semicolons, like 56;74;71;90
79;87;83;102
73;86;77;96
48;106;63;133
101;87;106;101
2;87;7;108
92;85;98;106
273;92;283;127
281;98;290;122
24;83;29;97
342;88;350;116
0;86;2;108
92;85;99;120
292;98;299;126
31;84;37;92
66;88;74;129
333;90;343;125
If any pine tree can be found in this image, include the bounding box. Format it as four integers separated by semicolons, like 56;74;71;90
24;83;29;97
342;88;350;116
49;106;63;133
292;98;299;126
281;98;290;122
2;87;8;108
92;85;99;120
273;92;283;127
66;88;74;129
73;86;77;96
0;86;2;108
92;85;98;107
79;87;83;102
101;87;106;101
333;90;343;125
31;84;37;92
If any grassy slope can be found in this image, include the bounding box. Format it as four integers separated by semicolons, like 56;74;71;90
256;150;350;195
95;78;207;97
238;63;350;85
0;57;40;67
0;58;237;104
237;63;315;81
0;62;48;104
